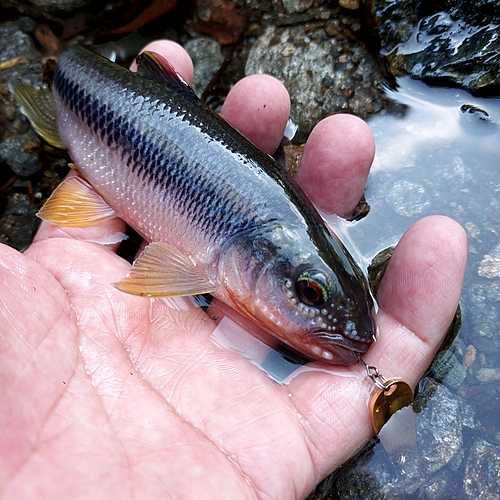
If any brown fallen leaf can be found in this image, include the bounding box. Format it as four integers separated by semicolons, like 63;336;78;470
109;0;177;35
35;24;60;54
194;0;247;45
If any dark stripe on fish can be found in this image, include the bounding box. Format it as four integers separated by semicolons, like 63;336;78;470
54;64;257;242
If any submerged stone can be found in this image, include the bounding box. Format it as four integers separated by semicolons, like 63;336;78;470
463;439;500;499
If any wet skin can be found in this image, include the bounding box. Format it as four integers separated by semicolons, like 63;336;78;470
0;40;467;499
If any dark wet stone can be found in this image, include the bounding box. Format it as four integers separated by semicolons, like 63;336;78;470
184;37;223;98
0;201;42;253
414;379;463;475
0;22;40;63
0;131;42;176
9;193;31;215
28;0;92;12
463;438;500;499
282;0;314;14
324;379;464;498
430;350;467;388
245;23;384;141
416;468;459;499
370;3;500;92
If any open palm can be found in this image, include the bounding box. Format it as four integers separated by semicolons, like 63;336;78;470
0;41;467;499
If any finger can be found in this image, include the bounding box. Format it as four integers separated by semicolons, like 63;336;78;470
129;40;194;84
295;114;375;217
220;74;290;155
370;215;468;384
285;216;467;481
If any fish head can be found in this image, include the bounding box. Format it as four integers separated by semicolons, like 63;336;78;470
218;225;375;364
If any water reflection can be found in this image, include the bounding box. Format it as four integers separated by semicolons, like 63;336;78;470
324;78;500;499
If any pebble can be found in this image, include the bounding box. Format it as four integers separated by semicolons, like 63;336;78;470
27;0;92;12
0;22;40;64
430;350;467;388
0;131;42;176
462;344;476;369
281;0;313;14
184;37;223;98
387;180;430;217
476;367;500;382
479;254;500;279
463;439;500;499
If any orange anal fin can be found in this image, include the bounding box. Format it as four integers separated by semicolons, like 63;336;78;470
38;176;116;226
114;242;216;298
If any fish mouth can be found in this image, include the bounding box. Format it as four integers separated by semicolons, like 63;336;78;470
305;330;371;364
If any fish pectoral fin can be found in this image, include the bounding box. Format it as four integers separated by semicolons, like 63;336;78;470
38;176;116;226
114;242;216;298
135;51;198;101
8;78;66;149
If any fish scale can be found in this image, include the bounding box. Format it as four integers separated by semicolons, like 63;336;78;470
10;45;376;364
54;51;283;253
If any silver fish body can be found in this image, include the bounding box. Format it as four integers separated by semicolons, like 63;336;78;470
49;45;374;364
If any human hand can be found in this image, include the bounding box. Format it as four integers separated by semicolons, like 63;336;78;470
0;41;467;499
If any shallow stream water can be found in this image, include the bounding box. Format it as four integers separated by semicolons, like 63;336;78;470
194;77;500;498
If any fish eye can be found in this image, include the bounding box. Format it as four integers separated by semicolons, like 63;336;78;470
295;269;331;307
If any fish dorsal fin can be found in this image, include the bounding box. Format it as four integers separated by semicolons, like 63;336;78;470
38;176;116;226
114;242;216;298
135;51;198;101
8;78;66;149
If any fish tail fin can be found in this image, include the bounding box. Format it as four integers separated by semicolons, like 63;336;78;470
8;78;66;149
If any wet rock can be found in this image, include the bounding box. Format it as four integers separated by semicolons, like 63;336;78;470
463;439;500;499
387;180;430;217
415;379;463;475
416;468;458;499
0;22;40;64
463;344;477;369
281;0;313;14
476;367;500;382
9;192;31;215
0;130;42;176
184;37;223;98
331;379;464;497
370;3;500;92
339;0;360;10
245;24;384;141
28;0;92;12
478;244;500;278
430;350;467;388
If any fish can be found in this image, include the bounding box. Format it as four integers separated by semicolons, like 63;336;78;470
9;45;375;364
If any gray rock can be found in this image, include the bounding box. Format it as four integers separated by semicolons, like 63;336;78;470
281;0;313;14
331;379;464;497
387;180;430;217
430;350;467;388
0;22;39;63
0;130;42;176
476;367;500;382
245;24;384;140
184;37;223;98
28;0;92;12
479;244;500;278
463;439;500;499
415;380;463;475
